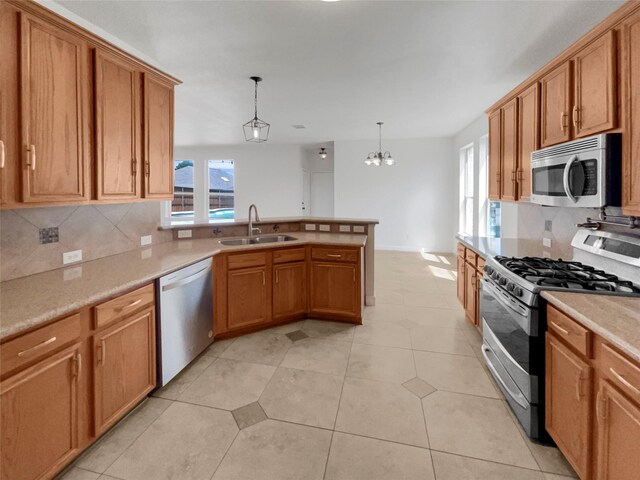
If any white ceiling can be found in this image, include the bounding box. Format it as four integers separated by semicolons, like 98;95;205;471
55;0;623;146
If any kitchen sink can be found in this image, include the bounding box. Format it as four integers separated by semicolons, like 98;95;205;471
219;235;298;246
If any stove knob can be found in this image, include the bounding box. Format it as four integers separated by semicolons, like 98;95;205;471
499;277;507;286
485;266;492;275
506;282;514;292
513;287;523;297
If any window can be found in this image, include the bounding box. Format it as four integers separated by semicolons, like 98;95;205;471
166;159;235;223
459;144;474;236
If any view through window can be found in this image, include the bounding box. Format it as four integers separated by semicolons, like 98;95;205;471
172;160;194;218
208;160;235;220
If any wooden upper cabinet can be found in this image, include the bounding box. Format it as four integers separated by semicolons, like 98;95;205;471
517;83;539;201
93;307;155;435
545;333;592;480
273;262;306;320
20;13;90;203
596;381;640;480
573;31;616;138
540;62;572;147
1;344;81;480
95;49;140;200
143;74;174;199
488;109;502;201
500;98;518;201
621;9;640;216
227;266;270;330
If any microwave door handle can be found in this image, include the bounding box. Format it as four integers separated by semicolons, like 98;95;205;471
563;155;579;203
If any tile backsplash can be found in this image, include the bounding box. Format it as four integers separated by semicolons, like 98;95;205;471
0;202;171;282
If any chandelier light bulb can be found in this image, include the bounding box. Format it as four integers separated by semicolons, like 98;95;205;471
364;122;395;166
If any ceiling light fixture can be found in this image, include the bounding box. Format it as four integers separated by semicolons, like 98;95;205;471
318;147;327;159
243;76;270;143
365;122;395;166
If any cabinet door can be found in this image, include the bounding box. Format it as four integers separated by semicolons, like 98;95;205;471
309;261;358;317
1;344;81;480
540;62;572;147
518;83;539;201
456;255;465;306
143;74;174;199
573;31;616;138
273;262;306;320
20;13;90;203
464;262;476;325
227;266;270;330
596;382;640;480
488;109;502;200
0;1;19;205
94;308;155;435
621;10;640;216
95;49;140;200
545;334;592;479
501;98;518;201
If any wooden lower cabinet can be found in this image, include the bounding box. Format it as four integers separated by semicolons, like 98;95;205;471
309;261;359;319
93;307;155;435
273;261;306;320
456;255;465;305
545;333;592;479
1;344;82;480
595;381;640;480
456;243;483;330
227;266;270;330
464;261;477;325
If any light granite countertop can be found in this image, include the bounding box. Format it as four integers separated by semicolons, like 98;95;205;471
542;291;640;363
456;234;572;260
160;216;380;230
0;232;367;341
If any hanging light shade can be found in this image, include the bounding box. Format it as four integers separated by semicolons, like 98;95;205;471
243;76;270;142
318;147;327;159
365;122;395;166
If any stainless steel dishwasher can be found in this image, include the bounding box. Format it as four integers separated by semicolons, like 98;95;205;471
157;257;213;386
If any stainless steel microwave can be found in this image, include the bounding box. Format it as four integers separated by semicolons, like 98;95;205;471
530;133;621;208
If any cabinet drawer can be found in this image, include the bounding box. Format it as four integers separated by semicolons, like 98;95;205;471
465;249;478;266
311;247;358;263
1;312;81;376
547;306;592;357
273;247;306;264
600;342;640;404
227;251;267;270
457;243;466;258
95;284;154;330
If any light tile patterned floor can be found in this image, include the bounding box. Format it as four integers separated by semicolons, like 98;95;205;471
59;251;578;480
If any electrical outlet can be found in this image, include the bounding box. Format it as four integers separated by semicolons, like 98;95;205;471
305;224;316;231
319;224;330;232
545;220;553;232
339;225;351;233
39;227;59;244
353;225;365;233
178;229;192;238
63;250;82;265
140;235;153;246
543;237;552;248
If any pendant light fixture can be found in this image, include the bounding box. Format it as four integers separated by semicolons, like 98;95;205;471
318;147;327;159
243;76;270;142
364;122;395;166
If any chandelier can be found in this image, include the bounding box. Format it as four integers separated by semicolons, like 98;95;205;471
243;76;270;142
365;122;395;166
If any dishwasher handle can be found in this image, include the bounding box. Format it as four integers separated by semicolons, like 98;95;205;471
161;266;211;292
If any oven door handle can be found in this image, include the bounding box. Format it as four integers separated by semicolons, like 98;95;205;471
563;155;579;203
482;345;529;410
481;278;528;319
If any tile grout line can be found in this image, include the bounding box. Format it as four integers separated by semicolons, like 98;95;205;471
412;345;438;480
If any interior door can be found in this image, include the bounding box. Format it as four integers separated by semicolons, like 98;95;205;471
518;83;539;201
540;62;572;147
20;12;90;203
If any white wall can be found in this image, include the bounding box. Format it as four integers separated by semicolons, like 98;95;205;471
334;138;456;252
174;144;305;219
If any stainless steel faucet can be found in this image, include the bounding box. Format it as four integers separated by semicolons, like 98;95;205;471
248;204;261;237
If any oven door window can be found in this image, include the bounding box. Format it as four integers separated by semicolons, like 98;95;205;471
532;158;597;197
480;285;535;375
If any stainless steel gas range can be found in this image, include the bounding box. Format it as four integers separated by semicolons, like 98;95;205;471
479;229;640;442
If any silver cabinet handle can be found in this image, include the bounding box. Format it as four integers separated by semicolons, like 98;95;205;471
0;140;5;168
610;367;640;396
327;254;342;258
27;145;36;171
119;299;142;311
562;155;578;203
549;321;569;336
76;353;82;380
18;336;57;357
